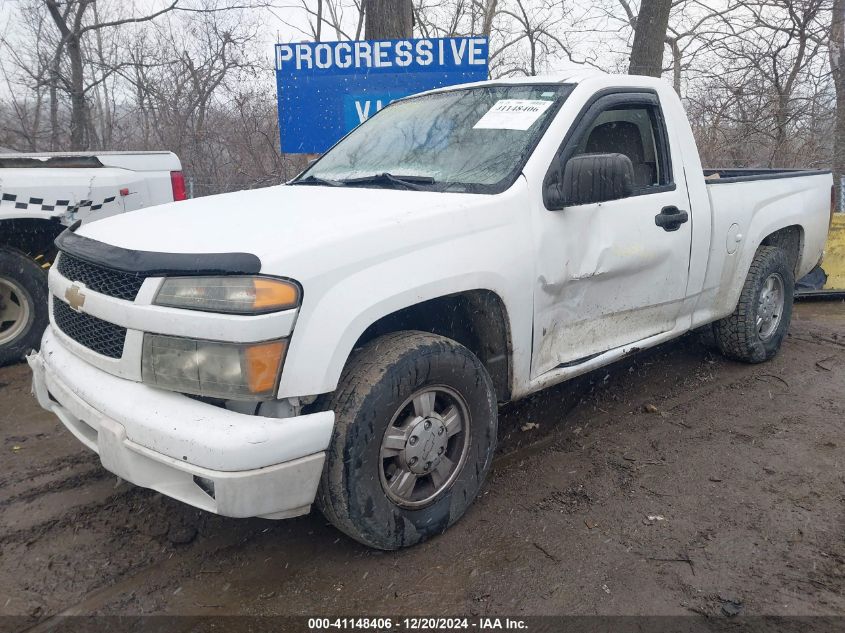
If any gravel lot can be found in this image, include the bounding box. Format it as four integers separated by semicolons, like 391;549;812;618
1;302;843;626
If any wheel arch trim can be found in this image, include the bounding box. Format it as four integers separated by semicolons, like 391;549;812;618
276;275;518;400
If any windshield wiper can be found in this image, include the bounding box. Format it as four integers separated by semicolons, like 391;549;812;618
341;173;436;190
289;175;346;187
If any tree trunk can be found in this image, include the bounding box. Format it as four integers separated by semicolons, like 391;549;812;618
49;77;60;151
628;0;672;77
668;37;681;95
772;93;791;168
364;0;413;39
832;0;845;211
482;0;499;36
45;0;89;150
66;34;87;150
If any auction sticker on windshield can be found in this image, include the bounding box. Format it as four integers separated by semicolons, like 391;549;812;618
473;99;554;130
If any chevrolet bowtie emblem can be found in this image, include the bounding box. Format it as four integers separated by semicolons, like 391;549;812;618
65;284;86;312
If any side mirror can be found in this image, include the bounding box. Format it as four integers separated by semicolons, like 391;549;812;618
544;153;635;209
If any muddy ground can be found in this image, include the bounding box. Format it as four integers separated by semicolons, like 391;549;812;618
1;302;843;626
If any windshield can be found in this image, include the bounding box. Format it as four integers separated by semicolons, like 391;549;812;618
296;84;574;193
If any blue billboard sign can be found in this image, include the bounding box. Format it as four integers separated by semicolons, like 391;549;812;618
275;37;489;154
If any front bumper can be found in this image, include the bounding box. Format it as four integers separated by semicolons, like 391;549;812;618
28;327;335;519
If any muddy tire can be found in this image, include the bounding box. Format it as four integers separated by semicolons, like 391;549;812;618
694;324;718;350
713;246;793;363
0;248;48;366
316;331;497;550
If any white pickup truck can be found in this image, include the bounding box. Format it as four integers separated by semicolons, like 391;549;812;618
0;151;185;365
28;72;832;549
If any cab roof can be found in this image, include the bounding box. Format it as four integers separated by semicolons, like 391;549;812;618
403;69;680;107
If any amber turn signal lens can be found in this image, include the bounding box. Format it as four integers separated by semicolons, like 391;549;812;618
245;340;287;394
253;278;299;311
142;335;288;400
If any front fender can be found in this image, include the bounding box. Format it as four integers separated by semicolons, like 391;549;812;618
275;232;533;400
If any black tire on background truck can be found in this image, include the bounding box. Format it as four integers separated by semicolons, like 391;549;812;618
0;248;49;366
317;331;498;550
713;246;794;363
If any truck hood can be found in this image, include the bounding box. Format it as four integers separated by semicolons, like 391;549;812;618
76;184;498;276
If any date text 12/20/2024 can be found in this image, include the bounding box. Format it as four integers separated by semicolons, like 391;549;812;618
308;618;529;630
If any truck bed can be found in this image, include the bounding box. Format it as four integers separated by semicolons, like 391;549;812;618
704;168;831;184
0;150;182;224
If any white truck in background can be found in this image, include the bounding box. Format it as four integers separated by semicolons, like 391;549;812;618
0;151;185;365
28;72;833;549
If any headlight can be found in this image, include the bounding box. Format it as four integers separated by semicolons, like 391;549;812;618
142;334;287;400
154;276;300;314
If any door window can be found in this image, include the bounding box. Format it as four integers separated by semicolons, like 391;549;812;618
573;105;671;191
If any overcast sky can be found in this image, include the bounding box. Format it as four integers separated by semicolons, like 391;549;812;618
0;0;612;103
0;0;336;100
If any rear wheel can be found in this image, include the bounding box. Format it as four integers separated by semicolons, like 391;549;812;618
317;331;497;550
0;248;48;366
713;246;793;363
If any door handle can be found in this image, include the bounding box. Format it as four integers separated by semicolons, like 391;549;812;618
654;206;689;232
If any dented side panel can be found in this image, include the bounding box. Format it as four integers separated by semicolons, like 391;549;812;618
530;186;693;375
526;82;694;377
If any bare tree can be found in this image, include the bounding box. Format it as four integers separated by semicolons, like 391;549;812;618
628;0;672;76
271;1;363;41
494;0;585;76
43;0;177;150
482;0;499;35
831;0;845;204
364;0;413;38
700;0;829;166
0;0;837;197
0;2;52;150
582;0;741;95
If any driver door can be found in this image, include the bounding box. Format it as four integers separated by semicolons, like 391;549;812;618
531;90;693;377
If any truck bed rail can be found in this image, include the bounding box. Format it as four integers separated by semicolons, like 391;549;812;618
704;168;831;184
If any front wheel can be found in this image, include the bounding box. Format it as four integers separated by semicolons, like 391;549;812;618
316;331;498;549
713;246;794;363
